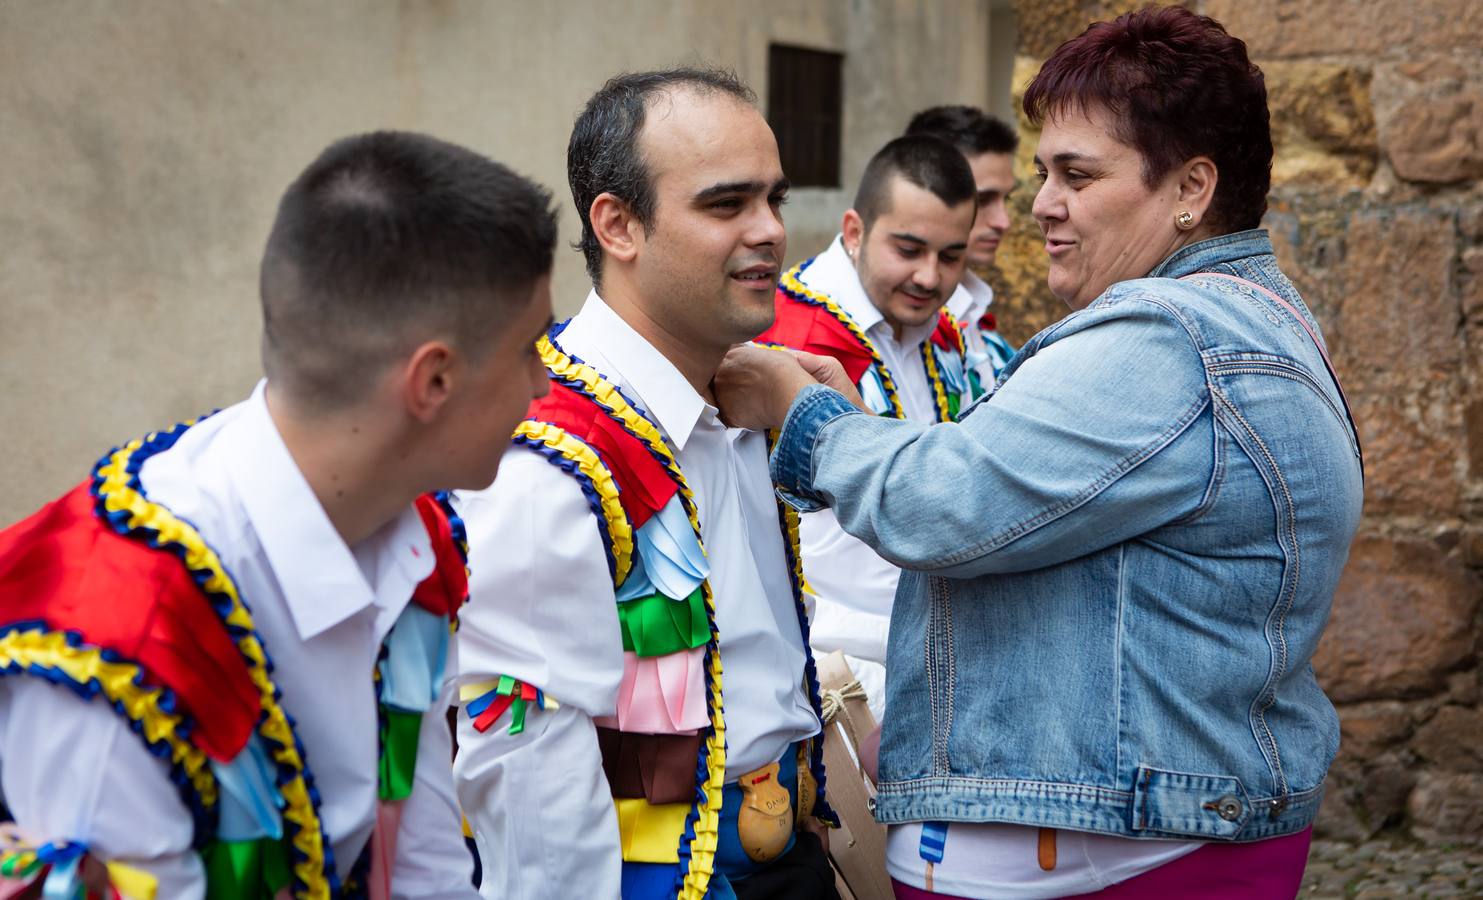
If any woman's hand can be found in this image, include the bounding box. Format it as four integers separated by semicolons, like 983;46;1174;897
714;345;865;431
794;351;866;410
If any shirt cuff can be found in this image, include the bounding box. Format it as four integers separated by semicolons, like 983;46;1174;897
769;384;862;511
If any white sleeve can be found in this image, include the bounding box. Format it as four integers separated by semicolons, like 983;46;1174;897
798;507;897;665
454;705;621;900
0;678;205;898
390;641;478;899
451;447;624;900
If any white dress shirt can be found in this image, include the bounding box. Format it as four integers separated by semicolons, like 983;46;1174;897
948;270;1016;394
453;292;819;900
948;270;995;388
885;822;1200;898
793;236;942;717
0;382;476;899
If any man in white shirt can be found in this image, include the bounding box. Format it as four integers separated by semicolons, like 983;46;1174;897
0;131;556;898
452;69;838;900
755;136;976;716
906;105;1021;393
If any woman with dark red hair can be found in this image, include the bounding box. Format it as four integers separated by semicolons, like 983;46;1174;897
716;5;1363;898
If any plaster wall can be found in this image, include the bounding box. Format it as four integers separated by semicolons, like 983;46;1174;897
0;0;994;524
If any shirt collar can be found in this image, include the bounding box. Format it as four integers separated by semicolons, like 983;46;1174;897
804;235;938;352
948;270;994;321
561;291;710;452
221;381;434;640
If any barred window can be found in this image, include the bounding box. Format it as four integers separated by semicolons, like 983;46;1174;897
767;44;844;188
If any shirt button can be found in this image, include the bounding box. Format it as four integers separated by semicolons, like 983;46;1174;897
1215;794;1243;821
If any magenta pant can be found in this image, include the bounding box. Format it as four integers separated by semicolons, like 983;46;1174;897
892;827;1312;900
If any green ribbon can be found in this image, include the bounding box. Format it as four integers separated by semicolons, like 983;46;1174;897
378;707;423;801
617;587;709;657
946;391;961;419
201;837;291;900
0;854;42;879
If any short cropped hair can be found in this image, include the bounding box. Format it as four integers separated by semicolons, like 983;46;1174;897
1022;5;1271;232
568;67;756;287
905;105;1019;156
852;135;977;230
259;131;557;412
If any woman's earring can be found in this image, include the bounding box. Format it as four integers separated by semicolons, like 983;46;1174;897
1176;210;1194;230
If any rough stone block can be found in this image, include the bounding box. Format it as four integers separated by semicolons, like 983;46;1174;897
1264;204;1347;332
1463;530;1483;572
1336;208;1461;379
1350;391;1463;520
1319;752;1416;840
1412;705;1483;772
1467;400;1483;481
1264;62;1378;188
1315;536;1481;702
1447;669;1482;707
1013;0;1165;60
1336;701;1415;761
1383;92;1483;185
1408;772;1483;844
1205;0;1483;57
1462;204;1483;244
1462;246;1483;322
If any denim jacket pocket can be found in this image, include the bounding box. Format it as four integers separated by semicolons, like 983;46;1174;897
1205;352;1361;461
1132;766;1250;838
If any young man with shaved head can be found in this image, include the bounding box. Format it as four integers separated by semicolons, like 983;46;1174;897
755;136;978;717
452;68;839;899
0;131;554;897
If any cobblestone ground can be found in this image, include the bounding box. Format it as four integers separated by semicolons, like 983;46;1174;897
1303;839;1483;898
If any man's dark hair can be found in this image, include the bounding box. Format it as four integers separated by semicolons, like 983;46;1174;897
568;66;756;287
852;135;977;230
905;105;1019;156
259;130;558;411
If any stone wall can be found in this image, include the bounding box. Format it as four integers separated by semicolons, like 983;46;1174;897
997;0;1483;845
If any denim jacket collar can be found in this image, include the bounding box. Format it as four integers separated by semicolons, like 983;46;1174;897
1148;228;1273;279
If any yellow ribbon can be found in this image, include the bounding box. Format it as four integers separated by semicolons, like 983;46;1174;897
105;860;160;900
614;798;691;863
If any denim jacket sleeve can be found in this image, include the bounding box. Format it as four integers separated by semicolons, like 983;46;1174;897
770;294;1216;578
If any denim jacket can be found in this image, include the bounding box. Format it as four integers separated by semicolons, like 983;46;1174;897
771;230;1363;841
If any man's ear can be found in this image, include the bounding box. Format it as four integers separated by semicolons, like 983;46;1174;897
841;209;865;261
400;340;456;424
591;192;641;265
1176;156;1218;230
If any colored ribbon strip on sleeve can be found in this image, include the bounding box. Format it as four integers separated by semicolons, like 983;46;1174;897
461;676;559;735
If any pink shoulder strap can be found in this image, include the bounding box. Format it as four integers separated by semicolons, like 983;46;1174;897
1181;271;1364;479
